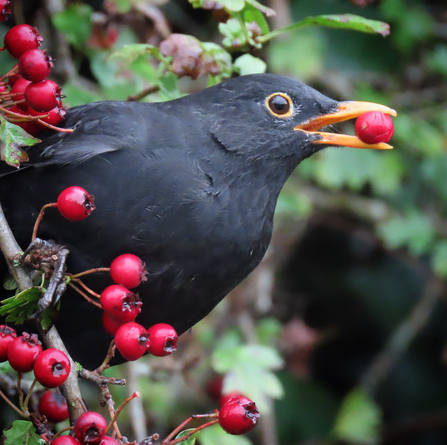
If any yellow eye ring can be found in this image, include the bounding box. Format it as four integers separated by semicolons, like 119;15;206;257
265;93;293;118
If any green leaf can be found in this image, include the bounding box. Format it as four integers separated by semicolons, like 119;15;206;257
3;420;45;445
0;287;43;324
234;54;266;75
332;387;382;444
175;428;199;445
432;241;447;278
0;116;38;168
241;4;269;35
201;43;233;78
104;0;132;13
260;14;390;43
216;0;245;12
3;275;18;291
158;73;183;101
108;43;163;65
52;4;93;49
200;424;252;445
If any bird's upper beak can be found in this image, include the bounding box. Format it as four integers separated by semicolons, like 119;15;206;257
294;101;397;149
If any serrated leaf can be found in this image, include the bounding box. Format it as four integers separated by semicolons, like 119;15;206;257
332;387;382;444
200;424;252;445
3;420;45;445
175;428;199;445
52;4;93;49
0;287;43;324
234;54;266;75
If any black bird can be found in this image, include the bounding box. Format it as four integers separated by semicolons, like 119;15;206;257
0;74;396;368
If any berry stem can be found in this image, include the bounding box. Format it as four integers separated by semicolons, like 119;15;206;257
69;267;110;279
105;392;140;436
17;372;24;412
0;64;18;82
51;427;74;440
32;203;58;241
0;386;25;417
161;413;219;445
71;277;100;298
22;377;37;414
35;118;74;133
95;340;116;375
68;282;102;308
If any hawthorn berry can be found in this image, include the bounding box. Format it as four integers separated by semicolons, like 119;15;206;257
219;396;260;435
0;325;16;362
219;391;245;407
4;24;43;59
102;311;124;336
52;436;82;445
0;0;11;21
114;322;149;361
100;285;141;323
146;323;178;357
355;111;394;145
10;76;32;109
206;375;224;402
110;253;147;289
34;348;71;388
7;106;41;136
57;186;96;221
28;106;66;126
19;49;53;83
99;437;120;445
8;74;20;86
7;332;42;373
74;411;108;445
25;79;61;112
0;85;7;93
38;390;69;423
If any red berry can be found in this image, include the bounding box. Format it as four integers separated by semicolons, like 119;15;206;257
74;411;107;445
38;390;69;423
10;76;32;109
100;285;141;323
19;49;53;82
219;396;260;435
0;0;11;22
146;323;178;357
25;79;61;112
0;325;16;362
206;375;224;402
355;111;394;144
51;436;81;445
0;85;7;93
114;322;149;361
28;106;66;126
110;254;147;289
6;105;42;136
219;391;245;407
8;74;20;86
34;348;71;388
4;24;43;59
57;186;96;221
7;332;42;373
102;311;124;336
99;437;119;445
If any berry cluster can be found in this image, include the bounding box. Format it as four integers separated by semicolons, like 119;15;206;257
0;0;10;21
0;23;66;136
0;326;71;387
355;111;394;144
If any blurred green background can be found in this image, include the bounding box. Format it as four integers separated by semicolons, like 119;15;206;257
2;0;447;444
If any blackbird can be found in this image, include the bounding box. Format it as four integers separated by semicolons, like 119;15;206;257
0;74;396;368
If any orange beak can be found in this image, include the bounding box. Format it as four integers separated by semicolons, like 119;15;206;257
294;101;397;150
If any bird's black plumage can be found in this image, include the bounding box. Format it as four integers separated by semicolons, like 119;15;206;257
0;74;340;367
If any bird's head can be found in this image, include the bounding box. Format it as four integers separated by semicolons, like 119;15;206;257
205;73;396;164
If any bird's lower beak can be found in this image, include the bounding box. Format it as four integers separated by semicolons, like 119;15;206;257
294;101;397;150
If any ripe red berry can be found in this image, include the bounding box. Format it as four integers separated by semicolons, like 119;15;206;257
0;85;7;93
355;111;394;145
8;74;20;86
0;0;11;22
38;390;69;423
8;106;42;136
219;396;260;435
19;49;53;82
51;436;81;445
219;391;245;407
4;24;43;59
34;348;71;388
110;254;147;289
102;312;124;336
7;332;42;373
74;411;107;445
10;76;32;109
114;322;149;361
206;375;224;402
146;323;178;357
57;186;96;221
28;106;66;126
100;285;141;323
25;79;61;112
99;437;119;445
0;325;16;362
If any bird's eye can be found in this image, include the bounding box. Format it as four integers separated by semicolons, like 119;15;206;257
266;93;293;118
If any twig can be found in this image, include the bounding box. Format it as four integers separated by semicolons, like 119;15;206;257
23;378;38;414
104;392;140;435
32;203;57;241
127;85;160;102
95;340;116;375
52;427;74;440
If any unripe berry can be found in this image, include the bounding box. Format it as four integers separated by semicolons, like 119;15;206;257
74;411;107;445
57;186;96;221
219;396;260;435
33;348;71;388
4;24;43;59
146;323;178;357
110;254;147;289
114;322;149;361
38;390;69;423
0;325;16;362
355;111;394;144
